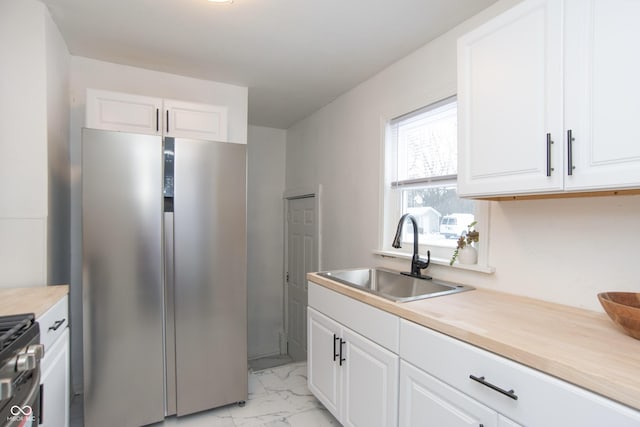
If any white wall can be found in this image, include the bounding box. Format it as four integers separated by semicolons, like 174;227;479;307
0;0;70;288
247;125;287;359
285;0;640;312
0;0;48;287
69;57;249;392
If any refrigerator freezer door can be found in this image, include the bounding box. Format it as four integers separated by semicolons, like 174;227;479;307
82;129;165;427
173;138;248;416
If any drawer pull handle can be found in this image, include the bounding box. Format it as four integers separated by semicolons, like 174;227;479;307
469;374;518;400
48;319;66;332
333;334;340;361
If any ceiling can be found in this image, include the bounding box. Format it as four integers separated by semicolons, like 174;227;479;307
42;0;497;129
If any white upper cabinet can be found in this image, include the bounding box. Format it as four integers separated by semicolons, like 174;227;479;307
564;0;640;191
458;0;640;198
458;0;563;197
86;89;230;142
164;99;228;141
86;89;163;135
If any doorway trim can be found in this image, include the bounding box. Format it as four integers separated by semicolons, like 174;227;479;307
281;185;322;355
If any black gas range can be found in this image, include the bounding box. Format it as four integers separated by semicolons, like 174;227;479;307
0;314;43;427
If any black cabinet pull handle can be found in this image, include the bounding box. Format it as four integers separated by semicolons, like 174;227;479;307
546;133;554;177
469;375;518;400
166;110;169;133
156;108;159;132
48;319;65;332
333;334;340;361
567;129;575;176
339;339;346;366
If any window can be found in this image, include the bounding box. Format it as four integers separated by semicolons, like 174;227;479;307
382;96;481;263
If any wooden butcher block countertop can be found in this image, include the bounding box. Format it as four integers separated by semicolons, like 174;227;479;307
0;285;69;318
308;272;640;411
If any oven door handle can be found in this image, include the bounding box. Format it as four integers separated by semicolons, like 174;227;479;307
13;368;41;425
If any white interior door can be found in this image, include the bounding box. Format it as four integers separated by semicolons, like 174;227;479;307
286;195;317;361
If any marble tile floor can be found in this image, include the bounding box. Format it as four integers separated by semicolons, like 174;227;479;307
71;361;339;427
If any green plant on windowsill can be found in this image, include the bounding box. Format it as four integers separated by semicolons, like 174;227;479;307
449;221;479;266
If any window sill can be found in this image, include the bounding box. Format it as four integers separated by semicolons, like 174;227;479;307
374;249;496;274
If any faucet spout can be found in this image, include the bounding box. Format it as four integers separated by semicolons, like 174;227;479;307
392;214;431;279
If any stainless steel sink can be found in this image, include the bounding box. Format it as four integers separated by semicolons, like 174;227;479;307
317;268;474;303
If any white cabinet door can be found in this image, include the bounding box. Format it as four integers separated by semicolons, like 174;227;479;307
307;307;341;418
564;0;640;191
40;328;69;427
342;327;398;427
498;415;523;427
399;361;497;427
164;99;228;142
457;0;563;197
308;306;399;426
86;89;162;135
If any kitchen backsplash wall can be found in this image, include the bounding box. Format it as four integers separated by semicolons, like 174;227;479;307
285;0;639;312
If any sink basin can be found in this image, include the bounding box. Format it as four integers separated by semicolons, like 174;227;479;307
317;268;473;303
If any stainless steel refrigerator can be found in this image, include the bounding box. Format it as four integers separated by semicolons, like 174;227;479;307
82;128;247;427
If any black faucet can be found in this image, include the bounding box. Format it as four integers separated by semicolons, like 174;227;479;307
392;213;431;279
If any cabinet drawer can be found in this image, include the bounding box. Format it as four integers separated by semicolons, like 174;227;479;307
400;360;498;427
309;282;399;352
37;295;68;354
400;319;640;426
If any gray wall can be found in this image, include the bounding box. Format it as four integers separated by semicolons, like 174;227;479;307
247;125;287;359
45;8;71;285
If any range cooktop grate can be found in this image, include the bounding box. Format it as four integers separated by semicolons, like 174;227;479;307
0;313;35;354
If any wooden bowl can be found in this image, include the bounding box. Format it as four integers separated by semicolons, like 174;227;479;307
598;292;640;340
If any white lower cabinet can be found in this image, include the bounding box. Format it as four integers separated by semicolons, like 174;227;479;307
40;328;70;427
308;307;341;416
308;283;640;426
308;307;398;427
38;294;70;427
400;319;640;427
497;415;522;427
400;361;498;427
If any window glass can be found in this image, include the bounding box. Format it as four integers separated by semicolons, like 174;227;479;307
396;100;457;181
385;96;476;257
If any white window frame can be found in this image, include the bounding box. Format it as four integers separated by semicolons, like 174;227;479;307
378;96;492;272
